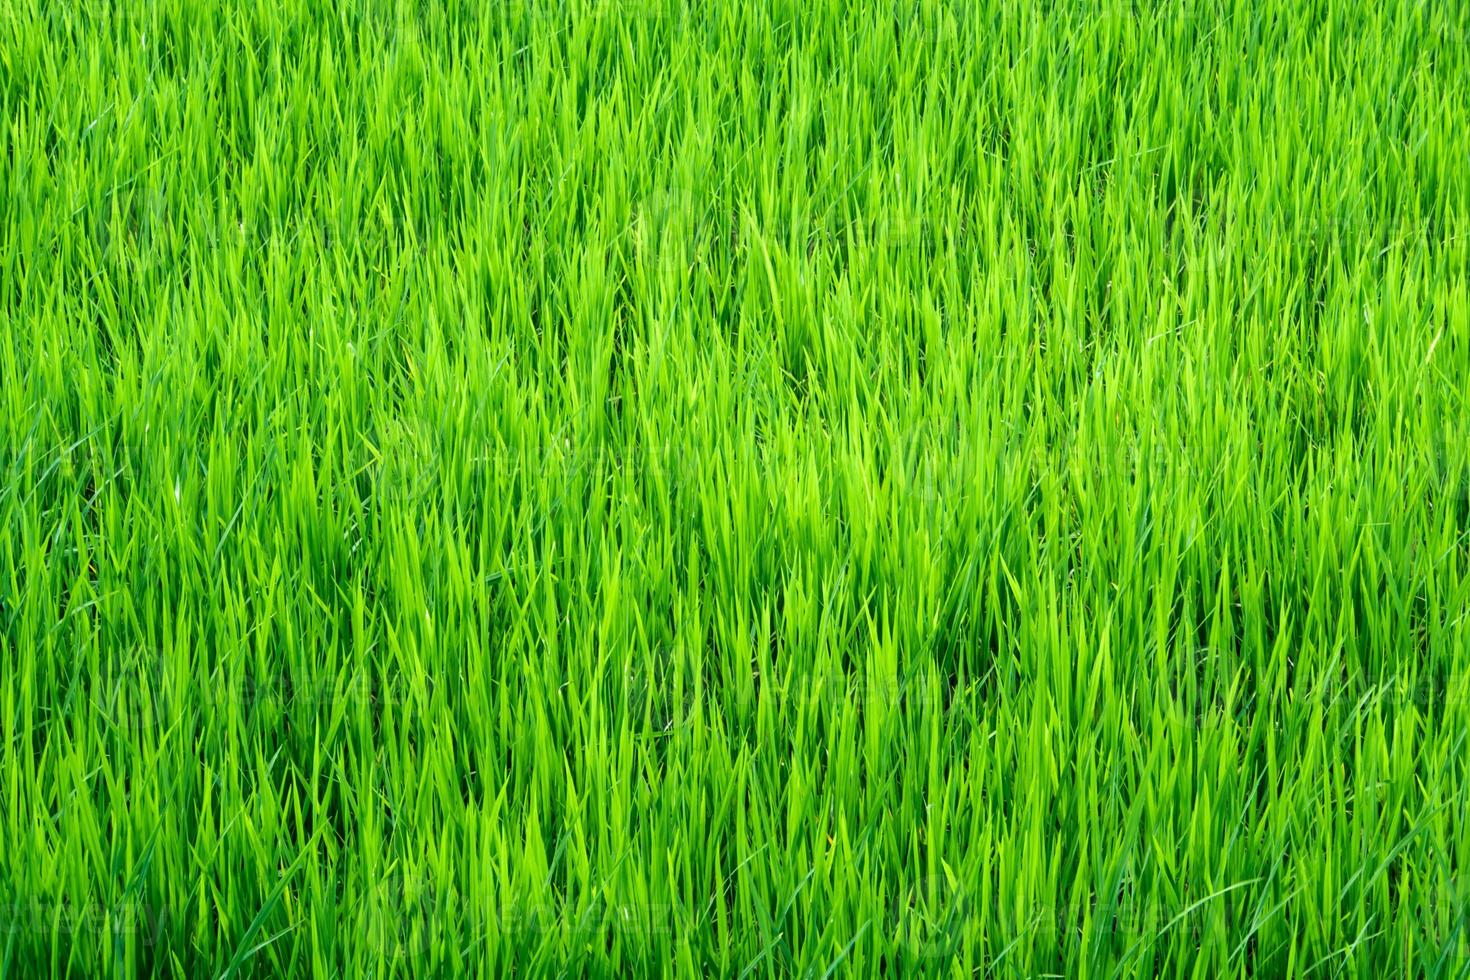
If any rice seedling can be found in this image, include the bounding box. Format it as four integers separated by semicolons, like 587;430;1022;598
2;0;1468;975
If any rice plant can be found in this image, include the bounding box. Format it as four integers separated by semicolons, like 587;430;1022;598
2;0;1468;975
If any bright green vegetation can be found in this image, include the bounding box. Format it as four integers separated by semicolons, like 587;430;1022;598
3;0;1469;976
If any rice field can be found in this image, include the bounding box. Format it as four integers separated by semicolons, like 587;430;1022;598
3;0;1469;975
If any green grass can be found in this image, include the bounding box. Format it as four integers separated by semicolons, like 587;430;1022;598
3;0;1470;975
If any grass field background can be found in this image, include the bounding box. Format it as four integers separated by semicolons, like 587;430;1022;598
3;0;1470;975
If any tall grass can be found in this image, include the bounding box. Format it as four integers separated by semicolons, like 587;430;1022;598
2;0;1469;975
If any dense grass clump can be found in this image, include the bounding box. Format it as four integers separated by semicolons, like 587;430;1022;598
3;0;1469;975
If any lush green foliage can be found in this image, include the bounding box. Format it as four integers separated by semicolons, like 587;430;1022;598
3;0;1469;975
